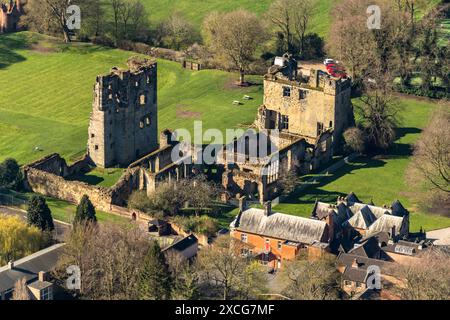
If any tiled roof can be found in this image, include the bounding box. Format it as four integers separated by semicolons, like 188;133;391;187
231;208;328;244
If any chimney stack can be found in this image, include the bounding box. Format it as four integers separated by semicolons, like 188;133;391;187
7;260;14;270
264;201;272;217
239;196;247;213
38;271;46;282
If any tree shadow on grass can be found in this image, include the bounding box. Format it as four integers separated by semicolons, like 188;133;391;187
0;35;28;69
281;157;386;208
66;172;104;186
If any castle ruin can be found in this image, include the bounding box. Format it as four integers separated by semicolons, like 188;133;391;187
87;57;159;168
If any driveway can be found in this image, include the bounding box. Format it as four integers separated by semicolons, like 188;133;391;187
427;227;450;246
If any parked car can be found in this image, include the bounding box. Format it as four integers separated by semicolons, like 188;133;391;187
323;58;335;65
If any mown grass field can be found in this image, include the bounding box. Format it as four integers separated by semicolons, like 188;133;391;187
142;0;338;37
0;32;262;165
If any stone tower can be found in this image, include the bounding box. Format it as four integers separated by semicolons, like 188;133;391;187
0;0;23;34
257;54;354;148
87;57;158;168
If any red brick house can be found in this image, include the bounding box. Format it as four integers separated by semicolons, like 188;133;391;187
230;201;330;270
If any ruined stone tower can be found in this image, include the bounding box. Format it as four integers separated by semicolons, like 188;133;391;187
87;57;158;168
0;0;23;34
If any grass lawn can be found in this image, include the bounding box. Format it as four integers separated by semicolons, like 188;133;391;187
272;97;450;232
0;32;262;165
68;167;125;188
143;0;337;37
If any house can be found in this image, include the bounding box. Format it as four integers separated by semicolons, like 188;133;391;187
312;193;410;245
163;234;198;261
230;200;330;270
0;243;65;300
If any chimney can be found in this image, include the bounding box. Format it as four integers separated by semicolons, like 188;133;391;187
239;196;247;213
391;225;396;238
351;259;358;269
264;201;272;217
38;271;46;282
7;260;14;270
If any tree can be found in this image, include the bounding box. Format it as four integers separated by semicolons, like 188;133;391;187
12;278;31;300
54;222;149;299
74;195;97;224
278;169;298;195
179;175;219;216
160;13;199;51
389;249;450;300
0;158;22;189
268;0;316;55
202;10;267;84
407;105;450;206
198;235;267;300
356;90;401;151
23;0;82;43
27;195;55;232
280;254;340;300
0;216;46;265
166;252;200;300
343;127;366;153
109;0;147;43
138;241;172;300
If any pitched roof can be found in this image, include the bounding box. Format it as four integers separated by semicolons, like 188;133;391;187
311;201;334;220
0;243;65;293
366;215;405;237
345;205;378;229
164;235;198;253
231;208;328;244
345;192;361;204
348;237;381;259
391;200;409;217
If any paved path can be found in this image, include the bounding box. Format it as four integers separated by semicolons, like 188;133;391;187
427;227;450;246
0;205;71;241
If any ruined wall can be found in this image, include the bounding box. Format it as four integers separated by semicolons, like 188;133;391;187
88;58;159;168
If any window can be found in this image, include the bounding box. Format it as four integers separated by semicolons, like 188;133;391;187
283;86;291;97
140;94;146;106
356;282;363;288
277;241;282;250
108;94;113;100
299;89;308;100
317;122;324;136
321;140;327;153
241;233;248;243
281;115;289;130
344;280;352;286
146;117;150;126
329;121;333;128
40;287;53;300
94;145;99;150
91;133;95;138
139;121;144;129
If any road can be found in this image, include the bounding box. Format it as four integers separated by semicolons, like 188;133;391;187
0;205;71;241
427;227;450;246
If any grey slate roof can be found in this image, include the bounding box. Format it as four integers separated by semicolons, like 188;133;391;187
231;208;328;244
0;243;65;293
366;215;405;237
164;234;198;253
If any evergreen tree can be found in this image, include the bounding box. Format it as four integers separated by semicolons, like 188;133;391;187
26;195;54;231
138;241;172;300
0;158;22;189
74;195;97;224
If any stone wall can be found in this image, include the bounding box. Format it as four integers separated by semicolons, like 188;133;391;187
0;0;22;34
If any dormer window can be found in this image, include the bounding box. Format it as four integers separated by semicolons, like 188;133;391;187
283;86;291;97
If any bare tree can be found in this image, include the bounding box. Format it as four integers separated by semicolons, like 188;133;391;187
202;10;267;85
268;0;316;54
408;104;450;198
198;235;267;300
24;0;82;42
357;89;401;151
280;254;340;300
343;127;366;154
12;278;31;300
160;12;198;51
388;249;450;300
54;222;149;300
